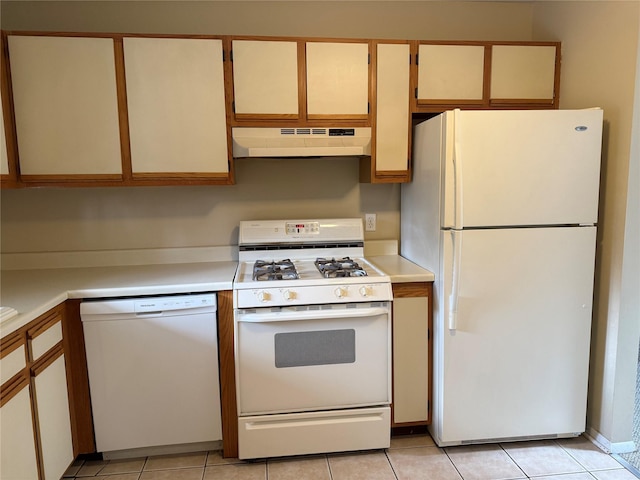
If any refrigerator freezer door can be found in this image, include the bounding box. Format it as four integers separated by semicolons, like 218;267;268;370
442;109;603;228
434;226;596;445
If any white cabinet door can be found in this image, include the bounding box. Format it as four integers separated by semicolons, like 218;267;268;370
8;35;122;176
34;354;74;480
392;296;429;424
0;385;39;480
124;37;229;175
375;43;410;174
417;44;485;102
232;40;299;116
306;42;369;116
490;45;557;101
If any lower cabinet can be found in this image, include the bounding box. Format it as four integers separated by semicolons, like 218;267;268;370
1;381;39;480
0;303;84;480
391;282;433;427
33;354;74;480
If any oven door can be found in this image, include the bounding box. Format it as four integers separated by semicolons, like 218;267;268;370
235;302;391;416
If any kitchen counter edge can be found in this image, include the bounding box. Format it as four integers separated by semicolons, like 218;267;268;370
0;261;238;338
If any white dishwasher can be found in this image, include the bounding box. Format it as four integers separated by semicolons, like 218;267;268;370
81;293;222;458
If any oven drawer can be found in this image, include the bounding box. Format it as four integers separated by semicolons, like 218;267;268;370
238;406;391;459
235;303;391;415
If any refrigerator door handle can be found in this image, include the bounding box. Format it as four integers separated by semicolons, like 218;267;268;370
452;111;463;230
448;230;462;332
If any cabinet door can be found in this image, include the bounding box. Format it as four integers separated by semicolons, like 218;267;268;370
417;44;485;106
490;45;558;105
123;37;230;178
8;35;122;178
306;41;369;118
371;43;411;181
34;354;74;480
0;383;39;480
391;282;432;427
231;40;300;118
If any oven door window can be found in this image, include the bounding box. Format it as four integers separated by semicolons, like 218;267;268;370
235;303;391;415
274;329;355;368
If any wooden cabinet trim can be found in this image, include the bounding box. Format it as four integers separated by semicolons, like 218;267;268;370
0;369;29;407
216;289;238;458
62;299;95;455
1;32;20;187
30;342;63;377
26;304;64;342
392;282;430;298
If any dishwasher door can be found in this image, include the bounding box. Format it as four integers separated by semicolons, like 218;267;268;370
81;293;221;455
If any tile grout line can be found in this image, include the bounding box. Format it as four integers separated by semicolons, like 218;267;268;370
498;442;536;479
383;449;400;480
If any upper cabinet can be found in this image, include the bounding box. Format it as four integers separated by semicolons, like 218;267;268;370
229;38;370;125
231;39;300;120
8;35;123;183
361;41;411;183
489;44;558;106
415;43;486;107
122;37;231;182
305;41;369;119
1;31;561;187
412;41;560;112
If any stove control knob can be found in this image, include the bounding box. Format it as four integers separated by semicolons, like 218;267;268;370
334;287;347;299
256;291;271;303
359;286;373;298
282;289;295;301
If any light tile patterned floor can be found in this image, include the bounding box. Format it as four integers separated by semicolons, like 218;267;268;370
64;434;639;480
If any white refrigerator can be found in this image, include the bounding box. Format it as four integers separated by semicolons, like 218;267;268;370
400;108;603;447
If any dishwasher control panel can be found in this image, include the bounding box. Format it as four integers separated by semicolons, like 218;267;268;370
134;294;215;313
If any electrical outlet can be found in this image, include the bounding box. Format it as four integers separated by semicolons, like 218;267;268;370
365;213;377;232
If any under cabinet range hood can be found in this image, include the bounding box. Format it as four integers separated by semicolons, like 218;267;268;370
232;127;372;158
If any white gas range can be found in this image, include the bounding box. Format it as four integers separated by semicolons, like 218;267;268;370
232;218;392;460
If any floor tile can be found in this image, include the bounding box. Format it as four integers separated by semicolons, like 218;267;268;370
99;458;146;475
389;434;436;449
93;474;141;480
558;437;625;471
524;473;595;480
75;459;110;477
387;446;462;480
328;451;396;480
591;469;640;480
444;444;525;480
64;458;85;477
140;467;204;480
267;455;331;480
207;450;244;466
502;440;585;476
144;452;207;471
203;462;266;480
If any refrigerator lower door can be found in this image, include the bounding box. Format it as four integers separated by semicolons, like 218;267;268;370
433;226;596;446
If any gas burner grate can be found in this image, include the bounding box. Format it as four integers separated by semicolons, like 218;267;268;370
314;257;368;278
253;259;299;281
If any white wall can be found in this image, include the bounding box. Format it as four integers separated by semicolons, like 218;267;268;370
533;0;640;452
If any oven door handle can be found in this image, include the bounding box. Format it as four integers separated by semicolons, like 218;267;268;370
237;306;389;323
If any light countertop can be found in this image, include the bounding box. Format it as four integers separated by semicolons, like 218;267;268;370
0;261;238;337
0;250;435;338
368;255;435;283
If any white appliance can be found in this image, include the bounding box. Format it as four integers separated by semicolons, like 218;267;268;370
81;293;222;458
401;108;603;447
233;218;392;459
